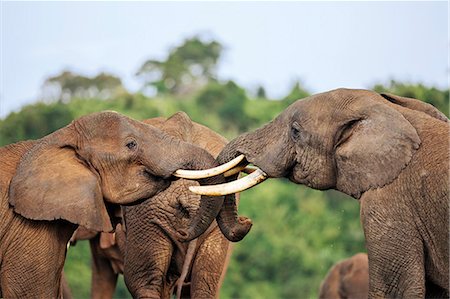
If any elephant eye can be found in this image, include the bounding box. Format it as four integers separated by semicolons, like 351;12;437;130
126;140;137;150
291;122;302;141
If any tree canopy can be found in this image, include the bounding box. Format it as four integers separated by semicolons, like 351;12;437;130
136;36;222;96
41;70;124;102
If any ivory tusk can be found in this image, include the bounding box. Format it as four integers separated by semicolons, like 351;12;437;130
224;165;258;177
174;154;246;179
189;168;268;196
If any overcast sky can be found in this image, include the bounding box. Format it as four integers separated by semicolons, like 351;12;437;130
1;1;448;118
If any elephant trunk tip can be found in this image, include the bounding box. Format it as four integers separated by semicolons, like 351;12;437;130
219;216;253;242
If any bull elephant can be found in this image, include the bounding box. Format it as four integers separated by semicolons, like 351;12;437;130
0;111;224;298
319;253;369;299
64;112;236;299
194;89;449;298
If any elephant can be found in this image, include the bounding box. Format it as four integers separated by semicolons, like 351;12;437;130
319;253;369;299
63;112;236;299
193;89;449;298
124;113;235;299
0;111;225;298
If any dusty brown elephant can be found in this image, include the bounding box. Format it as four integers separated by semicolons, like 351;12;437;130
194;89;449;298
64;112;236;299
0;111;225;298
319;253;369;299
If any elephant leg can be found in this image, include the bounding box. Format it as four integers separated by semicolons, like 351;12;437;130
0;221;73;298
124;223;173;299
61;270;73;299
90;237;118;299
191;225;232;299
361;197;425;298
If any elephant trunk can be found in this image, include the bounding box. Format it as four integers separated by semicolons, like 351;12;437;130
169;138;226;242
214;128;265;242
214;121;285;242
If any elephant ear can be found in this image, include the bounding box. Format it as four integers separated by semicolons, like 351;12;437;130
335;102;421;198
163;111;194;141
380;93;448;122
9;127;113;232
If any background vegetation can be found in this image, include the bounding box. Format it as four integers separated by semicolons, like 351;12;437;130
1;36;447;299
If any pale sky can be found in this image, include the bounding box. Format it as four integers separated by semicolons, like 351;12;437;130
1;1;448;118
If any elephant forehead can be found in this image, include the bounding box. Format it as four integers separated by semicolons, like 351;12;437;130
75;111;145;140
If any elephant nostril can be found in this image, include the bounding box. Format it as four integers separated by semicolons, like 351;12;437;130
238;216;252;226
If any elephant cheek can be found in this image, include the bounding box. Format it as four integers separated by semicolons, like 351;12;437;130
290;161;336;190
289;164;310;185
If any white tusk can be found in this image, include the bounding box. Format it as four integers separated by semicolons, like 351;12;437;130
174;154;246;179
224;165;258;177
189;168;268;196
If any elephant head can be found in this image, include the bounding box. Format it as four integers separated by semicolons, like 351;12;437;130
189;89;449;241
319;253;369;299
8;111;222;233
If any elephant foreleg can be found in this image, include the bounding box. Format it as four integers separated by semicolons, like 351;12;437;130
361;196;425;298
124;223;173;299
61;271;73;299
90;237;118;299
191;226;232;299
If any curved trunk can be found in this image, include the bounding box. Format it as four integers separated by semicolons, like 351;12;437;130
168;138;226;242
214;123;277;242
214;133;255;242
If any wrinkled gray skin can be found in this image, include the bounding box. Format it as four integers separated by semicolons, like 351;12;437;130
319;253;369;299
124;113;234;299
0;111;221;298
216;89;449;298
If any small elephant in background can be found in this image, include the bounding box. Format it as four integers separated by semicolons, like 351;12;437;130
319;253;369;299
64;112;236;299
0;111;222;298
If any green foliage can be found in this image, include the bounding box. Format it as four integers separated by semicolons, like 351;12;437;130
1;80;447;298
373;80;449;117
196;81;250;132
0;102;73;146
282;81;310;105
136;36;222;96
64;241;132;298
256;85;267;99
42;70;124;102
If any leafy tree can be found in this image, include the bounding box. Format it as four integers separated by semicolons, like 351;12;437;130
282;80;310;105
256;85;267;99
0;102;72;145
41;70;125;103
196;81;249;132
136;36;222;96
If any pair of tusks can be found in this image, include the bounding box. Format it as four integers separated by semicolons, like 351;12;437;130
173;154;268;196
